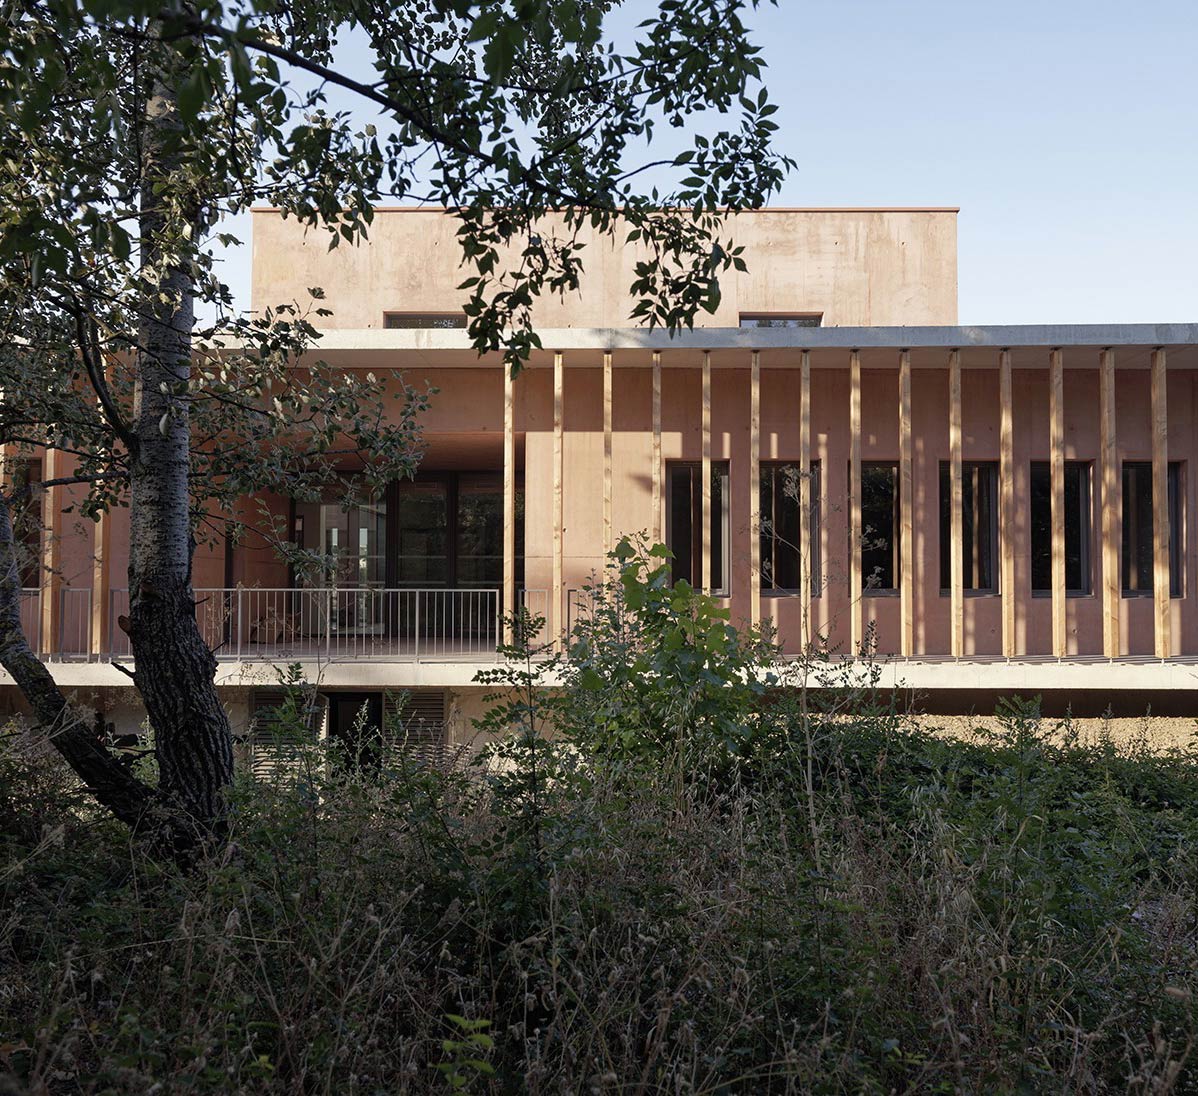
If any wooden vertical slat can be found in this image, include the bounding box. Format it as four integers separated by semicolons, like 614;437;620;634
502;365;515;643
553;351;564;646
849;350;862;653
898;350;914;657
701;350;712;594
91;512;110;657
999;350;1016;658
603;349;612;556
1099;349;1120;658
749;351;761;626
948;350;964;658
1049;348;1066;658
651;351;662;543
39;447;61;657
1151;348;1171;658
799;350;812;649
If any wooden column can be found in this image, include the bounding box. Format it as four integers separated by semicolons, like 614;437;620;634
799;350;812;649
849;350;862;653
898;350;914;657
39;447;61;657
1099;349;1120;658
651;351;662;543
603;350;612;556
553;351;564;646
502;365;515;642
91;512;111;658
701;350;712;594
1151;348;1171;658
948;350;964;658
999;350;1016;658
749;350;761;626
1049;348;1066;658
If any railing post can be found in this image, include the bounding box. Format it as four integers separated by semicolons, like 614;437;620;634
414;589;421;662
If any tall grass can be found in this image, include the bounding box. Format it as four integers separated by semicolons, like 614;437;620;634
3;542;1196;1092
2;696;1196;1093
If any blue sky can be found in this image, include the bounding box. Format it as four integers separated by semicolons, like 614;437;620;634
215;0;1197;325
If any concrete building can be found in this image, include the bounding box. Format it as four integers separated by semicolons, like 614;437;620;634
6;207;1198;748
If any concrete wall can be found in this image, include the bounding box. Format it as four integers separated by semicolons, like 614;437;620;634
251;208;959;329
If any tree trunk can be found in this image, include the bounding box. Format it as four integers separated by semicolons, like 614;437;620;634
126;65;234;842
0;495;154;828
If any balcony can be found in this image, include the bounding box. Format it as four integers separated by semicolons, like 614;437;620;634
25;587;548;663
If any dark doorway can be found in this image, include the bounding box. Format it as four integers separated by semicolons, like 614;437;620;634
328;692;384;767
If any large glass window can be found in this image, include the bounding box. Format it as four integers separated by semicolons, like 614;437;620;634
859;463;899;593
394;481;449;585
667;461;730;594
456;475;506;586
294;491;387;589
938;462;999;593
760;461;821;595
1030;462;1092;595
394;473;523;588
1122;462;1183;597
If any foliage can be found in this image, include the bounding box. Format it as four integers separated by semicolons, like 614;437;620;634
4;554;1197;1090
556;535;780;770
3;685;1197;1093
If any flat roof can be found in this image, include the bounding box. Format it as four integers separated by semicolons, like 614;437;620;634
249;205;961;214
244;324;1198;372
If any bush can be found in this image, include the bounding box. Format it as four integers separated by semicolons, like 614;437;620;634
1;545;1196;1092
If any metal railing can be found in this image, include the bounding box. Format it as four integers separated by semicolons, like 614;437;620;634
103;587;546;663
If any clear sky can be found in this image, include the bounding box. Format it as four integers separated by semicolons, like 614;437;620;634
215;0;1198;326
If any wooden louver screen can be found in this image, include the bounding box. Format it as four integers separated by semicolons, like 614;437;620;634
248;688;326;779
384;688;448;765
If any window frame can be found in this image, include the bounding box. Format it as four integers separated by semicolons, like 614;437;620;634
937;460;1000;597
738;313;823;329
665;460;731;596
856;460;901;596
1120;461;1184;599
759;460;822;598
1029;460;1093;598
382;312;468;329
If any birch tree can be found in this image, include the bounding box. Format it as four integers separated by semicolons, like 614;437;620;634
0;0;790;853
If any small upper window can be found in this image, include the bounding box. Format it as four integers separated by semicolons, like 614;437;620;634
739;313;822;329
383;313;467;329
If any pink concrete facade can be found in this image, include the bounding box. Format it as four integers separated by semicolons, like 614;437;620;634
8;207;1198;728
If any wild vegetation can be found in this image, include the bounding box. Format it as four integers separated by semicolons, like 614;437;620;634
3;542;1196;1093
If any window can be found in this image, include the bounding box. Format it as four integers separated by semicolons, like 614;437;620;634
938;462;999;594
8;459;41;588
1030;462;1092;595
383;312;467;329
1122;462;1183;597
667;461;730;594
739;313;822;329
760;461;821;595
859;462;899;593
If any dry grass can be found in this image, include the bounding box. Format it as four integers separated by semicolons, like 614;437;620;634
2;696;1197;1094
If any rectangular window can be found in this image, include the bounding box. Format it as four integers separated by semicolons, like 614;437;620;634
759;461;821;595
8;459;41;588
383;312;467;329
667;461;730;595
739;313;822;329
860;462;899;593
938;462;999;593
1030;462;1092;595
1122;462;1183;597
